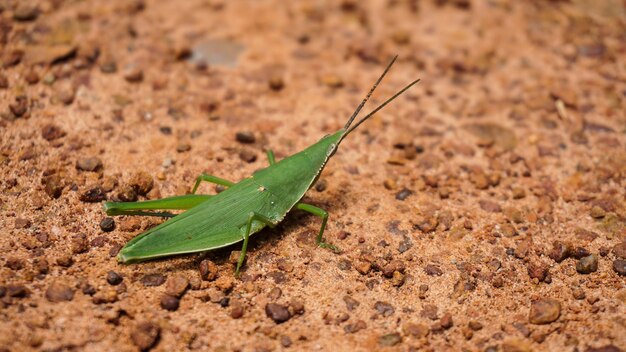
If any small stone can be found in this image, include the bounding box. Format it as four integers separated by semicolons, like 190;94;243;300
41;124;66;141
45;282;74;302
235;131;256;144
7;285;28;298
129;171;154;195
572;286;586;300
5;257;24;270
290;299;305;315
354;261;371;275
13;3;39;21
414;214;438;233
469;321;483;331
405;323;429;338
440;313;453;329
512;187;526;199
265;303;291;323
14;218;31;229
239;149;257;163
24;69;39;84
141;274;166;287
612;241;626;259
199;259;219;281
612;259;626;276
215;275;234;291
71;234;89;254
117;185;138;202
131;322;160;351
43;175;64;199
576;254;598;274
56;85;76;105
424;264;443;276
92;288;118;304
374;301;395;317
344;320;367;333
268;76;284;91
280;335;292;348
479;199;501;213
321;74;344;88
9;96;28;117
529;298;561;324
100;217;115;232
176;142;191;153
230;303;244;319
165;275;189;297
80;186;107;202
56;254;73;267
107;271;123;285
124;67;144;83
395;188;412;200
391;271;405;287
76;157;103;172
343;295;360;311
590;205;606;219
549;241;572;263
160;294;180;311
379;333;402;347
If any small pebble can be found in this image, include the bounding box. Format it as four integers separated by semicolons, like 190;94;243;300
590;205;606;219
395;188;412;201
129;171;154;195
165;275;189;297
76;157;103;172
141;274;166;287
43;175;64;199
160;294;180;311
41;124;66;141
529;298;561;324
379;333;402;347
199;259;219;281
107;271;123;285
576;254;598;274
612;241;626;259
14;218;31;229
239;150;257;163
124;67;144;83
100;217;115;232
45;282;74;302
13;3;39;21
176;142;191;153
268;76;284;91
131;322;160;350
7;284;28;298
230;303;244;319
117;185;138;202
92;288;118;304
80;186;107;202
265;303;291;323
612;259;626;276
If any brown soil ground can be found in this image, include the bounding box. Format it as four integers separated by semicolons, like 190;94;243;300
1;0;625;351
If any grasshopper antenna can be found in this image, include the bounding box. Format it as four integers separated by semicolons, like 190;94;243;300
343;55;398;130
343;78;420;138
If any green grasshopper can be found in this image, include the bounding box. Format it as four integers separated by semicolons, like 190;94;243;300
104;56;419;275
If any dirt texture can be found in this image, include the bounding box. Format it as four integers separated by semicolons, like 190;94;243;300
1;0;626;351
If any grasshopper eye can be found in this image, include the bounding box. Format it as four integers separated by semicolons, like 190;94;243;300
326;143;337;157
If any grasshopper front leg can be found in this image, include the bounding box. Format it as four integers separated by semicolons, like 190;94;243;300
191;174;235;194
296;203;339;251
237;212;276;276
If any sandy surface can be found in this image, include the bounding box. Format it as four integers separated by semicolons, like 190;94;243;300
1;0;625;351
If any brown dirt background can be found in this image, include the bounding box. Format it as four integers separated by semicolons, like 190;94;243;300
1;0;626;351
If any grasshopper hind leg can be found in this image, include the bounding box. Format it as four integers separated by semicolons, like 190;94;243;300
296;203;339;252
